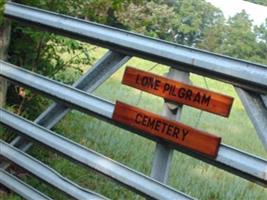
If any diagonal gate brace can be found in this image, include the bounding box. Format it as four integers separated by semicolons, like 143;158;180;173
236;88;267;151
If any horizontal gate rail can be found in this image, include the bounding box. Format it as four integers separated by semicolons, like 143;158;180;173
0;50;130;170
0;141;107;200
0;61;115;119
0;110;194;200
0;169;53;200
4;2;267;94
1;61;267;186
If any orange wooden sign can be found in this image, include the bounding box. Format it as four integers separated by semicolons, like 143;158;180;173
112;101;221;158
122;67;234;117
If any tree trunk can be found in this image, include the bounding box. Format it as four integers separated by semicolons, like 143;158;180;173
0;20;11;108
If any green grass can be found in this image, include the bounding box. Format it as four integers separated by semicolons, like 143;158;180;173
1;47;267;199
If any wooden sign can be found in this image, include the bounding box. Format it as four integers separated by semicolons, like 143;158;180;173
122;67;234;117
112;101;221;158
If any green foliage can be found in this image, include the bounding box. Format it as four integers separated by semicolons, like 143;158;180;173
7;1;95;119
254;19;267;64
168;0;224;45
256;19;267;42
16;0;85;14
219;11;257;59
197;18;226;52
245;0;267;6
0;0;5;25
7;23;92;118
20;0;136;25
198;11;267;65
9;26;90;78
116;2;178;39
116;0;224;46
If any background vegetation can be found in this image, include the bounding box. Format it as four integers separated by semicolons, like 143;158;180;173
0;0;5;25
1;0;267;199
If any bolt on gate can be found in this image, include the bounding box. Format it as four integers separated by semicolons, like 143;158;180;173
0;2;267;200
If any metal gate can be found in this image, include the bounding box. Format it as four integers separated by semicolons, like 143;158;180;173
0;2;267;199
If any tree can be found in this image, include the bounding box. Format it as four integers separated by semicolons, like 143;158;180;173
218;11;259;60
116;0;224;46
168;0;224;46
245;0;267;6
197;17;226;52
254;19;267;64
199;10;267;65
115;1;178;39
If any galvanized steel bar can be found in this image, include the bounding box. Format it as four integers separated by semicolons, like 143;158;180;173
1;62;267;186
0;53;129;200
261;95;267;109
4;2;267;94
235;88;267;151
0;61;114;119
0;141;107;200
36;51;130;129
0;169;53;200
151;69;189;183
0;110;194;200
4;50;129;160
